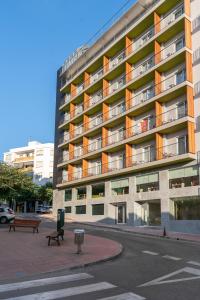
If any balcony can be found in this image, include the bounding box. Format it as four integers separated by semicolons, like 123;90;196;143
14;156;34;163
58;133;69;145
59;34;186;123
58;139;192;185
60;2;184;91
109;49;126;70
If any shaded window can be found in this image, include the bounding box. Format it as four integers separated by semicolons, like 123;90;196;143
92;183;105;198
111;178;129;195
174;199;200;220
65;206;71;213
92;204;104;215
65;189;72;201
77;187;86;200
136;173;159;193
76;205;86;214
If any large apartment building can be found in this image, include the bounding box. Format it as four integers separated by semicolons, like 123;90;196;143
4;141;54;186
53;0;200;234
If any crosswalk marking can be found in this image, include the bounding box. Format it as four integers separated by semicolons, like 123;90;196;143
4;282;116;300
187;261;200;267
0;273;93;293
99;292;146;299
162;255;182;261
142;250;159;256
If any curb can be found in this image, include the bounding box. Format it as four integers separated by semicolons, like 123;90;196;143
72;221;200;244
70;243;124;270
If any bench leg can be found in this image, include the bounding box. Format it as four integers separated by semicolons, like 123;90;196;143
9;226;11;232
56;237;60;246
37;228;39;233
48;237;51;246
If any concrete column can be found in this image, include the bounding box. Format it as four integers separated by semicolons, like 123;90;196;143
86;185;92;199
159;170;170;229
105;180;111;199
72;188;77;201
53;189;65;217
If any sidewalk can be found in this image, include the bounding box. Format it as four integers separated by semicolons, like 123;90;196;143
0;226;122;281
70;220;200;243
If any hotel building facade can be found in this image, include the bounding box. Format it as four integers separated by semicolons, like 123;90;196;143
53;0;200;233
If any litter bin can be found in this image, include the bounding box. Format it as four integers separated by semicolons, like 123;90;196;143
74;229;85;254
57;209;65;231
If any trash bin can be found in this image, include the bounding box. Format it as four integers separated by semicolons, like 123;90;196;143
57;209;65;231
74;229;85;254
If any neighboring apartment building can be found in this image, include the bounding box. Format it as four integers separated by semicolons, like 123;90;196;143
53;0;200;234
4;141;54;186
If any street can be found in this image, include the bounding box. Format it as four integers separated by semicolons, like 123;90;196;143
1;222;200;299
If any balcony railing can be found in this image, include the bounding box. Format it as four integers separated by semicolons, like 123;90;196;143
59;36;186;124
58;133;69;144
59;140;189;183
60;1;184;90
58;102;187;164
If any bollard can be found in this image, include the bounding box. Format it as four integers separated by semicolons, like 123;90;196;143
74;229;85;254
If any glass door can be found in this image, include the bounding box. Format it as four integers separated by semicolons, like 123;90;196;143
117;204;126;224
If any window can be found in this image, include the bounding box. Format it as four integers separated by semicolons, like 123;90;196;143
76;205;86;214
92;183;105;198
92;204;104;215
169;166;199;188
111;178;129;195
143;146;155;162
65;206;71;213
175;37;185;52
176;69;185;84
177;101;186;119
174;198;200;220
65;189;72;201
177;136;187;155
136;173;159;192
77;187;86;200
174;6;184;20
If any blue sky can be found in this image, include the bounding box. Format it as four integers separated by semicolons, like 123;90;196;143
0;0;135;159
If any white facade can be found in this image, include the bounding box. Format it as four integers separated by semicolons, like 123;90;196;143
3;141;54;186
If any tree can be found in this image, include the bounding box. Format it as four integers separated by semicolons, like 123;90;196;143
0;162;38;205
37;182;53;205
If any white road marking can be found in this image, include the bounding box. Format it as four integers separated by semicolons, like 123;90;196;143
4;282;116;300
0;273;93;293
99;292;146;299
187;261;200;267
162;255;182;261
142;250;159;256
139;267;200;287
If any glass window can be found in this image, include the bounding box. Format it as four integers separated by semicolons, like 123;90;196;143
175;37;185;52
136;172;159;192
92;183;105;198
177;136;187;155
77;187;86;200
92;204;104;215
76;205;86;214
65;206;71;213
169;165;199;188
174;199;200;220
65;189;72;201
176;69;186;84
111;178;129;195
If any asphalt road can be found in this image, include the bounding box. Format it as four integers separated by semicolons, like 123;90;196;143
1;221;200;300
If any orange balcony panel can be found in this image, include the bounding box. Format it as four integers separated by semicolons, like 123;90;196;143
103;102;109;122
70;102;75;119
188;121;195;154
82;159;88;177
126;116;132;138
155;101;163;127
184;0;191;17
155;41;161;65
154;12;161;35
69;123;75;139
186;86;194;118
126;62;132;83
83;136;89;155
70;83;76;98
84;71;90;88
125;36;132;56
186;52;193;83
102;127;108;147
102;152;108;173
125;144;132;167
103;56;109;73
84;114;89;132
69;143;74;160
68;164;74;181
103;79;109;98
156;133;163;160
184;19;192;49
125;88;132;110
155;70;162;95
84;92;90;110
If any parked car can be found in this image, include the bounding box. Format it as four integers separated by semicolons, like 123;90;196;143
36;206;52;214
0;207;15;224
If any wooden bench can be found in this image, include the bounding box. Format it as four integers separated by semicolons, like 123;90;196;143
46;229;64;246
9;219;41;233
